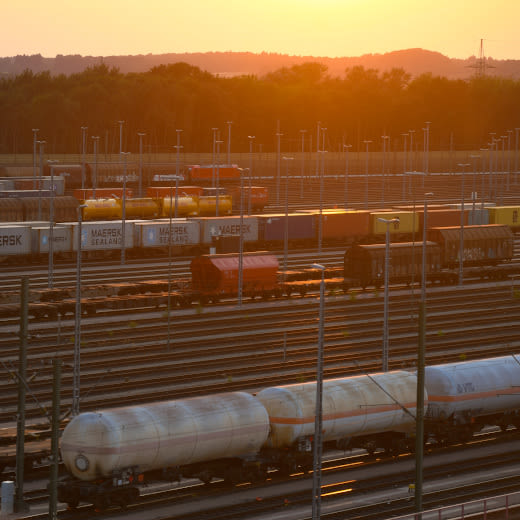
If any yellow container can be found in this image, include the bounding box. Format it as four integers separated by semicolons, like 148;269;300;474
487;206;520;229
370;210;419;236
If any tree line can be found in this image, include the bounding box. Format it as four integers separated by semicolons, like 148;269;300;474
1;61;519;157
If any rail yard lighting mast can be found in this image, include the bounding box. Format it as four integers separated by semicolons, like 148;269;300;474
415;192;433;514
343;144;351;209
381;135;389;206
32;128;39;189
37;140;46;220
73;204;88;416
377;217;399;372
408;129;416;172
137;132;146;197
300;130;307;199
458;163;470;285
80;126;88;190
282;157;294;272
310;263;326;520
175;130;183;218
515;128;520;182
47;159;59;289
237;167;249;307
363;140;372;209
318;144;327;255
470;154;481;217
401;133;408;200
120;152;131;265
212;128;218;187
423;121;431;186
276;129;283;204
118;120;124;155
91;136;100;198
173;135;183;218
216;140;223;216
248;136;255;215
226;121;232;164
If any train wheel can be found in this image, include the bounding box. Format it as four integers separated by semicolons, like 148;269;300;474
66;497;79;510
94;495;108;512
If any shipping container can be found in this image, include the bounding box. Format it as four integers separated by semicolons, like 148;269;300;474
43;164;85;189
0;179;15;190
0;226;32;256
419;208;467;230
257;213;316;243
0;190;53;198
72;221;135;251
487;206;520;230
0;166;34;177
319;210;371;241
135;220;200;248
370;210;419;236
196;216;259;244
427;224;514;267
0;198;23;221
31;225;72;254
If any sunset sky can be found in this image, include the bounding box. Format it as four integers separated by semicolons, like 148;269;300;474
5;0;520;60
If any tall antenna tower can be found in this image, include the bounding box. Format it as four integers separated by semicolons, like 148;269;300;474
469;39;495;78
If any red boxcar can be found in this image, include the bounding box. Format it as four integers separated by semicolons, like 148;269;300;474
191;252;279;301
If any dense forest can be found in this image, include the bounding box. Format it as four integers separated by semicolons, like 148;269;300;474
1;61;519;156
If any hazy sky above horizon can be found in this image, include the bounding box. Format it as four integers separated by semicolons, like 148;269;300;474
5;0;520;60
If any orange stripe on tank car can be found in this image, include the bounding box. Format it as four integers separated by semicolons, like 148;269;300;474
269;402;416;425
428;387;520;403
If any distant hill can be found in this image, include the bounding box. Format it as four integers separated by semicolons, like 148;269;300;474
1;49;519;80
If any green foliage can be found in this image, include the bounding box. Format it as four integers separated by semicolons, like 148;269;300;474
2;62;520;154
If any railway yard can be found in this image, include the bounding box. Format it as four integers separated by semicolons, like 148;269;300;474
2;170;520;519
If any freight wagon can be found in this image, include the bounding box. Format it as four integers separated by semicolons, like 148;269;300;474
56;354;520;511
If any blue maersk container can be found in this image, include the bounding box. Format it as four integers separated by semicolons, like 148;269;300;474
257;213;316;243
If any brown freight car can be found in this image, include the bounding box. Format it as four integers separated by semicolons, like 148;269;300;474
427;224;513;268
190;252;280;303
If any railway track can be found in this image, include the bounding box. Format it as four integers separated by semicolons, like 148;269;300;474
0;282;519;429
15;432;520;520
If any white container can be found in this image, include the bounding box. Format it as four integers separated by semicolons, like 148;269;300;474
71;221;134;251
60;392;270;481
31;224;72;254
257;371;419;448
135;219;200;248
425;355;520;421
197;216;259;244
0;226;31;255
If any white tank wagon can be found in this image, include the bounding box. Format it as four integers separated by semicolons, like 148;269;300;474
256;370;421;471
58;391;270;509
424;355;520;443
